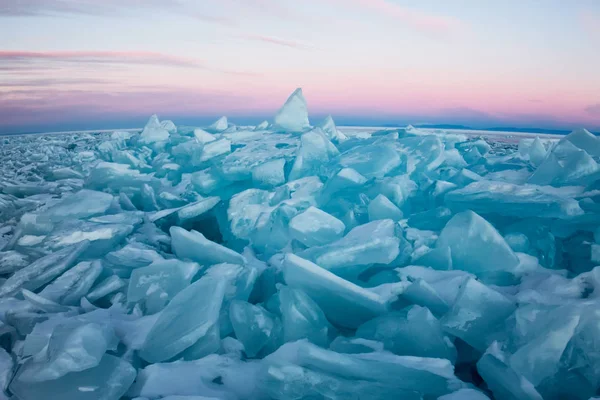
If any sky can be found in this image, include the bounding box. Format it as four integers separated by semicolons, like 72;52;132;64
0;0;599;134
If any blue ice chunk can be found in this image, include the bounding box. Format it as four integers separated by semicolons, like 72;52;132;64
207;116;229;133
0;241;88;297
339;143;401;178
440;278;516;351
44;190;113;222
139;276;227;363
438;388;491;400
283;254;388;328
529;140;600;186
477;345;543;400
170;226;245;265
368;194;403;222
509;311;580;386
251;158;286;187
204;262;262;337
86;275;126;303
278;286;331;346
39;260;102;306
127;259;200;314
407;207;453;231
329;337;383;354
130;353;259;399
140;114;170;144
561;128;600;157
319;167;368;202
0;250;30;274
298;219;401;277
260;363;421;400
198;138;231;163
437;210;520;283
289;206;345;247
104;242;163;270
229;300;281;357
41;220;133;258
289;129;339;180
16;321;117;382
319;115;347;142
504;232;530;253
356;305;457;362
413;246;452;270
445;181;584;219
263;340;462;397
399;278;450;317
87;162;154;190
11;354;136;400
273;88;310;133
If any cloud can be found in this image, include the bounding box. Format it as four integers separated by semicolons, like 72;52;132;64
322;0;463;34
0;77;113;87
0;50;206;68
585;103;600;116
242;34;312;50
0;87;257;133
0;0;233;24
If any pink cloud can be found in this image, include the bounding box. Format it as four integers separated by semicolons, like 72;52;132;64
0;50;205;68
322;0;463;34
241;34;312;50
0;0;234;24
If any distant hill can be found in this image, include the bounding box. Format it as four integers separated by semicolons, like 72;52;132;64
414;124;599;136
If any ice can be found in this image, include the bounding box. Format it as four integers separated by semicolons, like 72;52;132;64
16;321;117;382
86;275;126;303
278;286;331;346
193;128;216;143
139;276;227;363
319;115;347;142
251;158;286;187
1;107;600;399
139;114;170;144
477;346;543;400
289;128;339;180
127;259;200;313
38;260;102;306
355;305;457;362
529;139;600;186
441;278;516;351
561;128;600;157
368;194;404;222
207;116;228;133
283;254;388;328
11;354;135;400
198;138;231;162
273;88;310;133
288;206;345;247
229;300;280;357
437;210;521;283
44;190;113;222
0;241;88;297
262;340;462;397
445;180;584;219
171;226;245;265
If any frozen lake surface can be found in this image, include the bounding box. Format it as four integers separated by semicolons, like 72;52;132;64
0;89;599;400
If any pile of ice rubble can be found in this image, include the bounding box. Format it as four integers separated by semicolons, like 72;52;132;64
1;88;600;400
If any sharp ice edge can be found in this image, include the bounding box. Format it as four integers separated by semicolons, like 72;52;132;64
0;88;599;400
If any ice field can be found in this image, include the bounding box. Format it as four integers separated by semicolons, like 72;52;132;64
1;88;600;400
